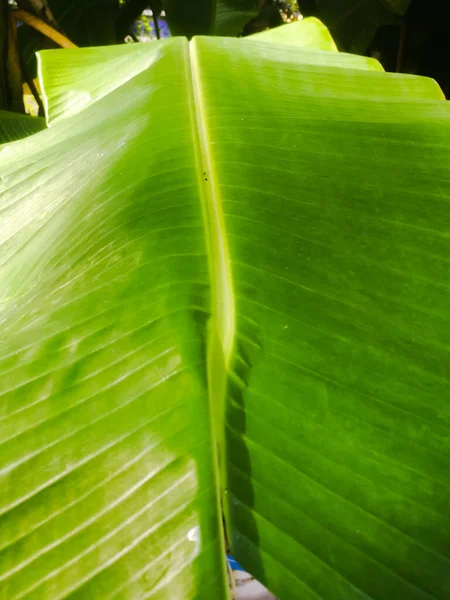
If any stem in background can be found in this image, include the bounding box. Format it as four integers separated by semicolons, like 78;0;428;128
10;9;77;48
6;12;24;112
16;0;59;29
20;52;44;116
150;2;160;39
0;0;8;109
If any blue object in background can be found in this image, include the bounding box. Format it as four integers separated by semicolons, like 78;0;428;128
131;10;171;42
227;555;246;572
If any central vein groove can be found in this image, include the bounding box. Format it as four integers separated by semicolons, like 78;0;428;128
189;39;235;368
187;39;235;580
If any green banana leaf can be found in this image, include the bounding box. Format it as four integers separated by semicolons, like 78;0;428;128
163;0;215;37
1;23;450;600
314;0;396;53
248;18;339;52
214;0;259;35
314;0;409;51
164;0;277;37
0;111;46;144
16;0;148;79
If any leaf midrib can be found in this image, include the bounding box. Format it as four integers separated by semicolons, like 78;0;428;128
189;39;235;366
187;37;235;597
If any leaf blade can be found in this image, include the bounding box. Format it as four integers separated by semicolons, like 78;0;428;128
249;18;339;52
0;111;45;144
193;35;450;600
1;25;450;600
0;39;227;599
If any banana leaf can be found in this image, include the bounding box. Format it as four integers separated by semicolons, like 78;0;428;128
0;110;45;143
0;20;449;600
248;18;339;52
313;0;392;52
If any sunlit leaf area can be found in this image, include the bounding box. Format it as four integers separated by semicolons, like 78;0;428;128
1;2;449;599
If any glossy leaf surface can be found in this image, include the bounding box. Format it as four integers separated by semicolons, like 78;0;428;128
0;28;449;600
249;18;339;51
0;38;227;600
